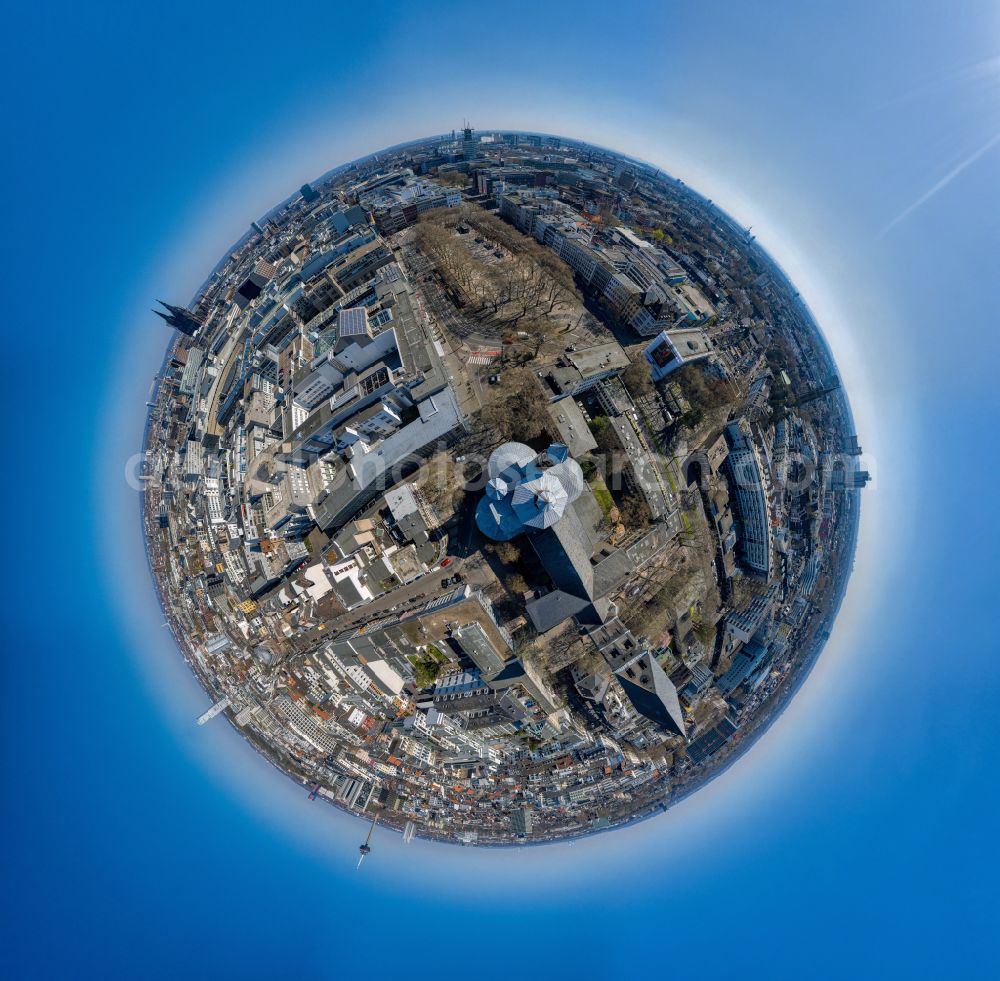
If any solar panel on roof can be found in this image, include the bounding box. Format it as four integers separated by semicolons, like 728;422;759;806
338;307;369;336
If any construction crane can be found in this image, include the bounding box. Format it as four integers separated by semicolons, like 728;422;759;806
357;813;379;870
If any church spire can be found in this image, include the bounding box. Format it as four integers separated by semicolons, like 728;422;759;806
153;300;202;337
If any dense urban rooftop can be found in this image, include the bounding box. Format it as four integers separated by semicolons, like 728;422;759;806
142;127;864;847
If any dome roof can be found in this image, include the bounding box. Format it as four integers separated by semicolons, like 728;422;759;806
488;441;536;479
475;497;523;541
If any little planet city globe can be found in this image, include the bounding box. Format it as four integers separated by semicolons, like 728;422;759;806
143;128;864;850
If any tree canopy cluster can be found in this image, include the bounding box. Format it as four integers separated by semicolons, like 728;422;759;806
477;367;552;444
415;204;579;330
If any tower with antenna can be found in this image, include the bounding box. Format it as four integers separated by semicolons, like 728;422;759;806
357;813;379;869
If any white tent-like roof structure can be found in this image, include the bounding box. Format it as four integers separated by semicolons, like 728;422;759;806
488;442;536;480
512;472;569;529
476;441;586;541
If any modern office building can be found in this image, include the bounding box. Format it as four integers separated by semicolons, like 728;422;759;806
717;634;769;695
498;191;713;337
829;467;871;491
724;421;774;577
512;808;533;836
462;125;477;161
644;327;713;381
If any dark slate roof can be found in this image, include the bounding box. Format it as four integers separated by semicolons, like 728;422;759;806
488;658;530;686
528;504;595;600
525;590;592;633
569;489;604;551
592;548;634;599
415;540;437;564
615;652;686;737
332;576;365;609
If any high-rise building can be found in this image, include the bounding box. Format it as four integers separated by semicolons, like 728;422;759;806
829;468;871;491
196;696;230;726
300;182;320;203
723;421;773;577
403;821;416;844
462;125;477;161
512;808;533;836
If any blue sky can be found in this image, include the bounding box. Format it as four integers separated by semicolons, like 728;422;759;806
2;1;999;978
